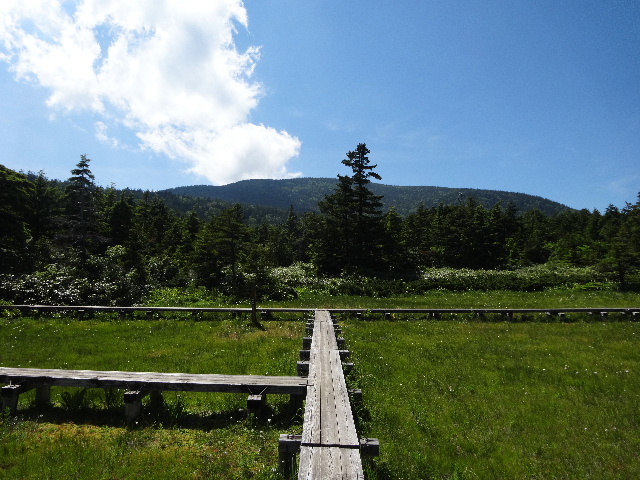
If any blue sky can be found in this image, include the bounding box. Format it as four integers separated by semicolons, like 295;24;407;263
1;1;639;211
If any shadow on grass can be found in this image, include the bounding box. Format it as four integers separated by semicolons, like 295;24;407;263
13;395;304;432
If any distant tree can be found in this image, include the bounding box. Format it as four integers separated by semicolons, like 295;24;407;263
193;204;250;291
314;143;386;275
402;204;434;268
107;192;135;246
62;155;100;254
0;165;35;273
193;220;222;289
28;171;64;269
382;207;411;276
516;209;552;265
30;170;62;242
603;194;640;289
133;193;174;256
214;204;250;288
282;206;304;264
177;210;201;257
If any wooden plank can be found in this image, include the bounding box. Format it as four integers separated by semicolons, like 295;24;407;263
300;446;363;479
299;310;364;479
1;384;34;414
301;316;322;446
329;349;359;447
3;304;640;319
0;368;308;395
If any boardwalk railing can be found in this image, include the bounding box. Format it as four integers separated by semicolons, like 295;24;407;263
3;304;640;319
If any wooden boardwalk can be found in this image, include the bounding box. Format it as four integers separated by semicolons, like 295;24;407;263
0;367;308;394
0;367;308;421
3;304;638;321
298;310;364;479
1;308;375;477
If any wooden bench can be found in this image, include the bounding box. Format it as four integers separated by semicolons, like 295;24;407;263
0;367;308;421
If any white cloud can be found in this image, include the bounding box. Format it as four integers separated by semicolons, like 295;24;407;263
95;121;121;149
0;0;301;184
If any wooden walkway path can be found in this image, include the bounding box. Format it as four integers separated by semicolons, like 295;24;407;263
1;309;375;477
4;304;639;319
296;310;365;479
0;367;308;394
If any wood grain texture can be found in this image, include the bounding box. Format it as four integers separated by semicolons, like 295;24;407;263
299;310;364;479
0;367;308;394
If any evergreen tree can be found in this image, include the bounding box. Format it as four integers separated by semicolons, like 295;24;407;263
193;219;222;289
63;155;100;254
0;165;35;273
402;204;434;268
315;143;386;275
383;207;411;275
30;170;62;243
604;194;640;289
28;171;63;268
192;205;250;292
516;209;552;265
107;192;135;246
214;204;250;288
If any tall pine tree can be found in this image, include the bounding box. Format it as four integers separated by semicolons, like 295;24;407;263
63;155;100;255
315;143;387;275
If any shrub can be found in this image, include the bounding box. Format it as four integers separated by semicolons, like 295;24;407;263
0;252;150;306
408;264;610;292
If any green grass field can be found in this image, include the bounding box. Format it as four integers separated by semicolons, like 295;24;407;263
0;318;303;479
344;318;640;479
2;290;640;479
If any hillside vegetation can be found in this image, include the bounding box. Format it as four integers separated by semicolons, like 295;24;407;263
162;177;570;216
2;144;639;307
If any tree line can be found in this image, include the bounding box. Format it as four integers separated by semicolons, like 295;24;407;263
1;146;639;305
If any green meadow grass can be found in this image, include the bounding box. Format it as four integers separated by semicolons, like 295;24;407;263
343;318;640;479
2;290;640;479
0;316;302;377
259;289;640;310
0;317;304;479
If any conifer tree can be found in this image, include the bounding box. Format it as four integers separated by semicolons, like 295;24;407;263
315;143;386;275
0;165;34;273
63;155;100;254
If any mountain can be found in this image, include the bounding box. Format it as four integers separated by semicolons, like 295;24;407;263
160;178;571;216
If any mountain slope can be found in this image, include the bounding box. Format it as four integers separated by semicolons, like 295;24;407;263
161;178;570;216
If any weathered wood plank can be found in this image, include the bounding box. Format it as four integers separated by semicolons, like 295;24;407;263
329;349;359;447
298;310;364;479
3;304;640;315
0;368;308;395
299;446;363;479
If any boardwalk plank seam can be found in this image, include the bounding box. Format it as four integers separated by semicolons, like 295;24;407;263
298;310;364;479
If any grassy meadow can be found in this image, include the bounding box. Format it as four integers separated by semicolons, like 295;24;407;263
344;318;640;479
1;289;640;479
0;317;304;479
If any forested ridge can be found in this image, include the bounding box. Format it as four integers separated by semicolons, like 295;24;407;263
163;178;569;216
2;148;639;306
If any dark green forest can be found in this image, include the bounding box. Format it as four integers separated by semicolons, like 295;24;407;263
162;178;569;216
2;145;640;306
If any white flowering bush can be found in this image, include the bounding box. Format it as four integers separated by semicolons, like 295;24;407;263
410;264;611;292
270;262;333;293
269;262;612;295
0;246;150;306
